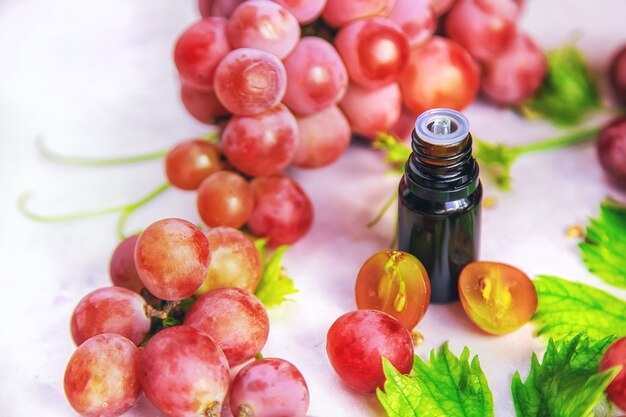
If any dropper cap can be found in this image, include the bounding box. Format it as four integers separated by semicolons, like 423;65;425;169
415;108;470;147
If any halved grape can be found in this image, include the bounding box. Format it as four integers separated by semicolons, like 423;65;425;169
293;105;351;168
174;18;231;91
140;326;230;417
322;0;395;28
229;358;309;417
599;337;626;411
400;36;479;115
70;287;150;346
335;17;410;89
197;171;254;229
109;234;143;293
326;309;414;393
282;37;348;115
214;48;287;116
64;334;141;417
185;287;269;366
355;250;430;330
221;104;299;177
458;261;537;334
227;1;300;59
134;218;210;301
165;139;222;191
339;82;401;139
481;32;546;105
248;175;314;246
195;227;262;295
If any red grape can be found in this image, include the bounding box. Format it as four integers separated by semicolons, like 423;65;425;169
597;117;626;187
610;45;626;106
174;18;231;91
185;287;269;366
214;48;287;116
195;227;262;294
400;36;479;115
326;309;414;393
229;358;309;417
389;107;416;141
221;104;299;177
599;337;626;411
271;0;327;24
388;0;435;47
134;218;211;301
481;32;546;105
180;82;229;124
293;105;351;168
109;234;143;293
322;0;395;28
227;1;300;59
339;82;402;138
197;171;254;229
165;139;222;191
431;0;457;15
64;334;141;417
140;326;230;417
282;37;348;115
445;0;519;62
70;287;150;346
335;17;410;89
199;0;244;18
248;175;314;246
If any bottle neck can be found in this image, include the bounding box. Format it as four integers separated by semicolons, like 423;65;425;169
404;129;479;202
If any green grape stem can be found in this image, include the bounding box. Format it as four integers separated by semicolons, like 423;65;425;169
506;125;601;156
18;182;170;240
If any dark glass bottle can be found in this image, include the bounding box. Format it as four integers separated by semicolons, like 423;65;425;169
398;108;482;303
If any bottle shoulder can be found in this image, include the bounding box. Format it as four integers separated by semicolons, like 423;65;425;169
399;176;482;215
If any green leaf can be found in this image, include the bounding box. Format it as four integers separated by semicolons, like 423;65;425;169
580;199;626;288
372;132;412;174
532;275;626;340
377;343;494;417
511;334;619;417
520;44;600;126
254;245;298;307
473;139;519;191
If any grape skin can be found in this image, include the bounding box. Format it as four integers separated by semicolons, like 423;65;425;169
293;105;351;168
185;287;270;366
140;326;230;417
339;82;402;139
214;48;287;116
70;287;150;346
221;104;299;177
388;0;435;48
165;139;222;191
180;83;230;125
599;337;626;411
321;0;396;28
227;1;301;59
248;175;314;246
282;37;348;115
174;17;231;91
400;36;479;115
195;227;262;295
610;45;626;106
109;234;143;293
199;0;243;18
335;17;410;89
481;32;546;105
229;358;310;417
64;334;141;417
134;218;211;301
597;117;626;187
196;171;254;229
326;309;414;393
271;0;327;24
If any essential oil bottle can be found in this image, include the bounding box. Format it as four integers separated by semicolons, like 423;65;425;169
398;108;482;304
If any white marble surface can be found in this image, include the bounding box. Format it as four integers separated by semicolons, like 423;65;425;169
1;1;626;416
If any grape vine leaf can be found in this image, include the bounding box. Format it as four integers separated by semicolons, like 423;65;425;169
519;44;600;126
532;275;626;340
377;343;494;417
580;198;626;288
254;241;298;307
511;334;619;417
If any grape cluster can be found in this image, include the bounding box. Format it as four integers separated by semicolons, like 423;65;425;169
179;0;546;150
64;218;310;417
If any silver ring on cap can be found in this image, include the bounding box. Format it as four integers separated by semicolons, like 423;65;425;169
415;108;470;146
